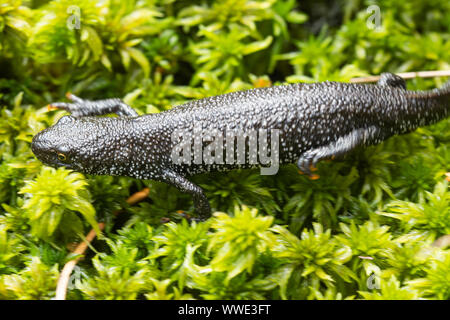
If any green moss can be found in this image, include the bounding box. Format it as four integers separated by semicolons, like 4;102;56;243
0;0;449;300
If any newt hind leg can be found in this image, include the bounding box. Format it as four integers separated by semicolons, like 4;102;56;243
377;73;406;90
297;126;383;177
48;93;138;118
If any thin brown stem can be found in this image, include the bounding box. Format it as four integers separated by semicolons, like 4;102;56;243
350;70;450;83
55;187;150;300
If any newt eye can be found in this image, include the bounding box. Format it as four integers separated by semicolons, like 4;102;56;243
57;153;67;162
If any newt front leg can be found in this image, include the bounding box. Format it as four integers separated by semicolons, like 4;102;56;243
49;93;138;117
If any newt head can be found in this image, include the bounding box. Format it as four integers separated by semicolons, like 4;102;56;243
31;115;85;171
31;114;146;178
31;115;121;176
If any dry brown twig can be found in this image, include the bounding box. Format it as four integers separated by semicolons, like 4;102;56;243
350;70;450;83
55;187;150;300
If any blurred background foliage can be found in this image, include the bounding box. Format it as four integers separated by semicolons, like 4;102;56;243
0;0;449;300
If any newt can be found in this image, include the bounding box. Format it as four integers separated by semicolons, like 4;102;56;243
31;73;450;220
